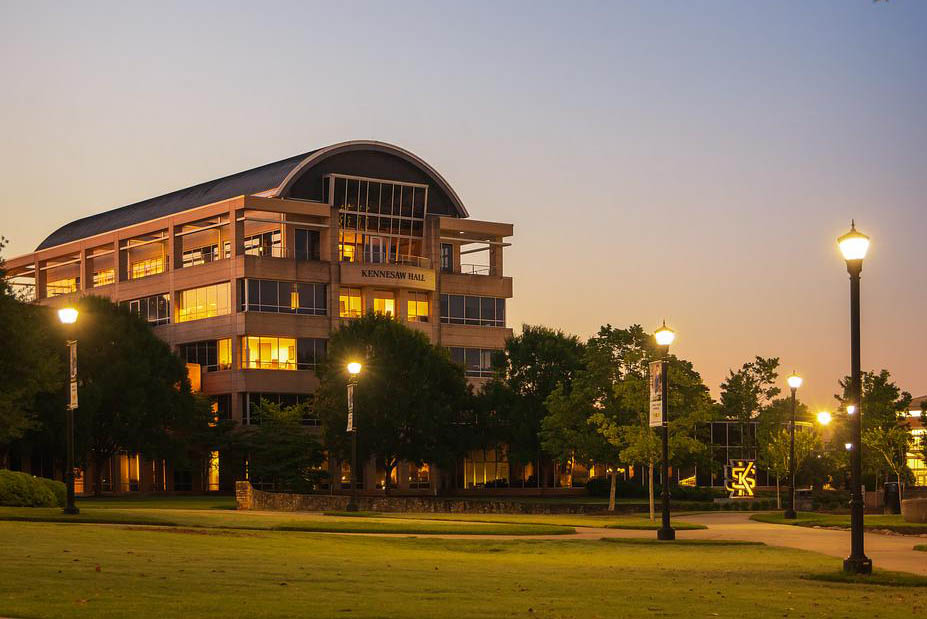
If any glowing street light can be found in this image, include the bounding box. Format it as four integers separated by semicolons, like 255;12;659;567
785;372;802;520
57;307;79;515
345;361;362;512
654;321;675;541
838;220;872;575
817;411;833;426
57;307;78;324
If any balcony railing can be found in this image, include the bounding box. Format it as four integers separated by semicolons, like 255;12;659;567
459;263;495;276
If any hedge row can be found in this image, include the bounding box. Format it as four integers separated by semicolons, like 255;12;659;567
0;469;66;507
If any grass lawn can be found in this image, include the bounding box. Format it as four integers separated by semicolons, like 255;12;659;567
751;512;927;535
1;520;924;618
324;511;706;530
0;506;572;536
915;545;926;552
74;495;236;510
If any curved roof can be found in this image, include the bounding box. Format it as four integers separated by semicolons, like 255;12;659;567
36;140;468;251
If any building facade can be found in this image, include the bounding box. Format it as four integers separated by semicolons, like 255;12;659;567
4;140;514;494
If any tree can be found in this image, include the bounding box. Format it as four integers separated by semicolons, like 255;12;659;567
314;313;471;494
66;296;203;495
758;428;822;509
244;400;326;492
0;238;62;466
863;425;912;500
579;325;713;517
483;324;584;482
719;357;780;456
835;370;912;431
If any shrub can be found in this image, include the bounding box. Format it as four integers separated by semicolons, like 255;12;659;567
0;470;61;507
36;476;66;507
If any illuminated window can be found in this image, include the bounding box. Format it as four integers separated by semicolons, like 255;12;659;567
244;230;282;257
180;339;232;371
339;288;362;318
176;282;231;322
373;292;395;317
119;453;140;492
47;277;78;297
207;451;220;492
408;463;430;489
182;242;230;268
407;292;429;322
92;269;115;287
463;448;510;489
241;336;297;370
130;256;165;280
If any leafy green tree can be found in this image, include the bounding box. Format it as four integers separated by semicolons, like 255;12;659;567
0;238;62;465
719;356;780;456
758;428;822;508
863;425;912;500
66;296;203;495
244;400;326;492
579;325;713;517
483;324;584;482
314;313;471;494
835;370;912;431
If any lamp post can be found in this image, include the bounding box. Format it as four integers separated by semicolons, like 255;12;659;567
654;322;675;541
345;361;362;512
838;220;872;575
57;307;79;515
784;372;802;520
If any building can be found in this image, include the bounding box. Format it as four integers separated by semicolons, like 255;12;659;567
903;394;926;487
4;140;514;494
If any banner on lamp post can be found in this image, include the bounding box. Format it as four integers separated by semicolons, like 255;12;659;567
346;382;355;432
649;360;664;427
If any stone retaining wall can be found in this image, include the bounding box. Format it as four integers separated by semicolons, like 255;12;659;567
235;481;645;514
901;498;927;523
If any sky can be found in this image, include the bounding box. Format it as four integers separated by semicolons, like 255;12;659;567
1;1;924;409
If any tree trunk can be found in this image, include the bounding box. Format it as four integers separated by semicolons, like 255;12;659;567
775;475;781;509
648;463;655;521
608;470;617;512
897;472;903;502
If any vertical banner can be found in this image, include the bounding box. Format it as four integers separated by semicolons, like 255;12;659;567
649;360;664;427
67;340;78;410
346;382;355;432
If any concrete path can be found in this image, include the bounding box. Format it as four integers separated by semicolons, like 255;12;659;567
330;512;927;576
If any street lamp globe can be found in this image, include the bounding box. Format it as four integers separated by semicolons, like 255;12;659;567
817;411;832;426
787;372;803;390
654;322;675;347
347;361;362;375
58;307;78;324
846;405;856;415
838;221;870;262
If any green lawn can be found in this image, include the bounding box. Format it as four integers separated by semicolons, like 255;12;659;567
915;545;926;552
324;510;707;530
0;506;572;536
74;495;235;510
751;512;927;535
0;520;923;618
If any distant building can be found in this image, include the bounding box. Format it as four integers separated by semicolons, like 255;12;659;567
903;394;926;487
4;140;514;494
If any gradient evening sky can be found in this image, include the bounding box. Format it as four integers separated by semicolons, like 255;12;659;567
1;1;924;408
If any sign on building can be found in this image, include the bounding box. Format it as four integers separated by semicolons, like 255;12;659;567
649;360;664;427
724;459;757;499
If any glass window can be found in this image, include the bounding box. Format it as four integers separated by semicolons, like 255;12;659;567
440;294;505;327
241;336;297;370
373;292;395;317
295;228;321;262
340;288;362;318
176;282;231;323
448;347;498;377
92;269;115;287
130;256;165;280
244;230;282;257
297;338;327;370
123;293;171;326
407;292;429;322
440;244;453;273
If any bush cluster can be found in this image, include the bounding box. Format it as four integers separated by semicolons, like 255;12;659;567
585;477;726;501
0;469;65;507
